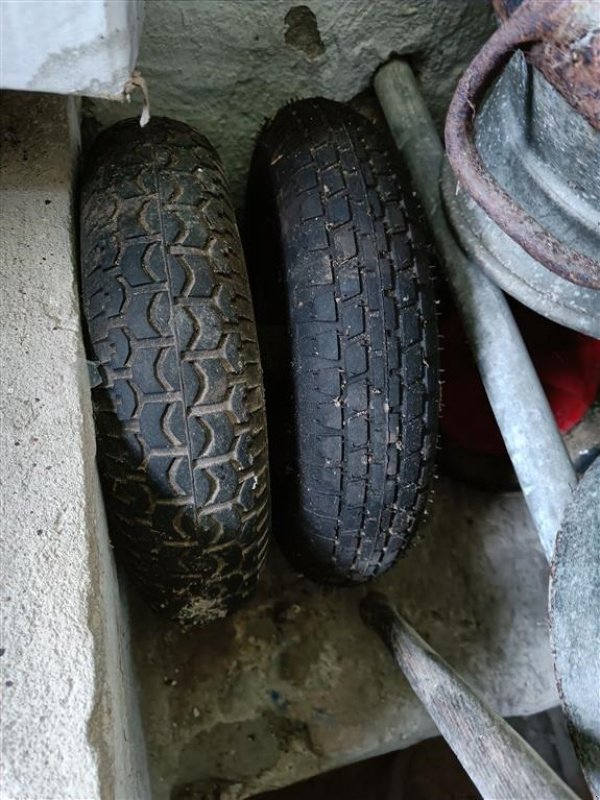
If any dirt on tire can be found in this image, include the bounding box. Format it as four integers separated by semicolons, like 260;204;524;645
245;98;439;584
80;117;270;624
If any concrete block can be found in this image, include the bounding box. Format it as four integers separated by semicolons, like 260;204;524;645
1;0;142;97
0;92;149;799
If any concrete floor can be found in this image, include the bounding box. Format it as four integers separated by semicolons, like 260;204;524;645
131;477;559;799
248;707;590;800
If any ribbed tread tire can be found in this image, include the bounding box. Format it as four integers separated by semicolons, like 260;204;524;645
246;98;438;583
80;117;269;624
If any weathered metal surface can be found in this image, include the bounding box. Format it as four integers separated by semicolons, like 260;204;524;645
493;0;600;128
442;51;600;337
375;55;596;799
528;34;600;130
361;593;579;800
550;456;600;799
374;59;577;558
445;0;600;289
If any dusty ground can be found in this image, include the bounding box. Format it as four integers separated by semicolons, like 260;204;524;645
129;476;558;799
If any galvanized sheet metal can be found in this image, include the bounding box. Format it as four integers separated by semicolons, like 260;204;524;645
442;52;600;336
550;457;600;799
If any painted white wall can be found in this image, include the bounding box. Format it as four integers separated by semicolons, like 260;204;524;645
0;0;142;97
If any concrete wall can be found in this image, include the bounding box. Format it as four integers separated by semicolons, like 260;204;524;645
0;92;149;799
86;0;495;203
1;0;142;97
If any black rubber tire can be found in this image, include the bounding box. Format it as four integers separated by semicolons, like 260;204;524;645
245;98;438;584
80;117;269;624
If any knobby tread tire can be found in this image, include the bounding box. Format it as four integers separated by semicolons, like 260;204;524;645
246;98;439;583
80;117;270;624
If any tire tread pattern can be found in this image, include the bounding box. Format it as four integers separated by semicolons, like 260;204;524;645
249;99;438;583
80;118;269;623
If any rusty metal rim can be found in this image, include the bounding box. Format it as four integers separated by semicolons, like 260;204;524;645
492;0;600;130
441;160;600;338
444;0;600;290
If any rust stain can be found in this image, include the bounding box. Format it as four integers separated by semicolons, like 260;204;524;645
494;0;600;128
446;0;600;289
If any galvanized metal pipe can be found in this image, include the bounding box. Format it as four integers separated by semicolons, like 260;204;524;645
374;60;577;559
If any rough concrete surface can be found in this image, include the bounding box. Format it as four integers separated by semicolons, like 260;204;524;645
0;92;149;799
85;0;495;203
1;0;141;97
131;478;559;799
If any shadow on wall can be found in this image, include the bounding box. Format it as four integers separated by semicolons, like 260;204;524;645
83;0;495;205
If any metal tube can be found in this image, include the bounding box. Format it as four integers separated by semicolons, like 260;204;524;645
374;60;577;560
550;457;600;798
361;593;579;800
